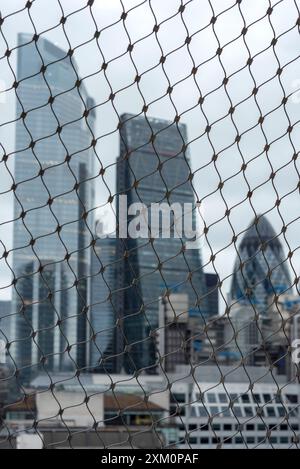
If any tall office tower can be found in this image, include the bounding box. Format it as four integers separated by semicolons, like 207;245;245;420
0;364;9;419
230;215;292;314
11;34;96;382
116;114;208;373
90;231;118;374
205;273;219;317
0;301;11;340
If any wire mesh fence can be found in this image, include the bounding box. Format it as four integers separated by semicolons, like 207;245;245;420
0;0;300;450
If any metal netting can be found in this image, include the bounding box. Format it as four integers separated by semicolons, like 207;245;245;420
0;0;300;450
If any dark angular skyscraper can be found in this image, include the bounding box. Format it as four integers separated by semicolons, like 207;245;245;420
116;114;208;373
230;215;292;314
10;34;95;381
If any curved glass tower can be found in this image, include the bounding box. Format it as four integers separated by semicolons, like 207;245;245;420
10;34;95;381
230;216;292;314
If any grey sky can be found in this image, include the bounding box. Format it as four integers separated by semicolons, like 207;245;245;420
0;0;300;313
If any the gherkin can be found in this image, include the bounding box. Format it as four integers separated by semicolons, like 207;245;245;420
230;216;292;315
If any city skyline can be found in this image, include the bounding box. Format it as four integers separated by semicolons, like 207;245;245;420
0;0;300;450
0;34;291;376
1;0;300;310
1;35;220;379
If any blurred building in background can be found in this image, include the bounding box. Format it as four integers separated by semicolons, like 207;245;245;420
0;301;11;341
10;33;96;382
193;315;236;366
205;273;219;317
229;216;299;375
116;114;209;373
90;230;119;374
158;294;191;373
230;215;292;313
0;364;9;425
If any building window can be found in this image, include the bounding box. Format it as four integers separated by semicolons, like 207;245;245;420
221;407;232;418
263;394;272;403
246;437;255;445
189;425;197;431
246;424;255;431
233;407;242;417
219;393;228;404
224;424;232;431
198;407;207;418
288;407;298;417
223;438;232;445
210;406;219;416
266;407;276;418
172;393;186;403
235;437;243;445
286;395;298;404
244;407;254;417
188;437;197;445
278;406;286;417
207;393;217;404
212;437;221;445
241;394;250;404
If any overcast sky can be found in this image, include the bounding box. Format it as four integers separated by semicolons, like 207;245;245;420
0;0;300;312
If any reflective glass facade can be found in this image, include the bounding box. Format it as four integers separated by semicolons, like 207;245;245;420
205;273;219;317
90;236;117;373
116;114;208;373
230;216;292;315
0;301;11;342
11;34;95;381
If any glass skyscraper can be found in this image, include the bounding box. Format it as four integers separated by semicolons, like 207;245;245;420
230;215;292;314
0;301;11;341
116;114;208;373
10;34;95;381
205;273;219;317
90;234;118;374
